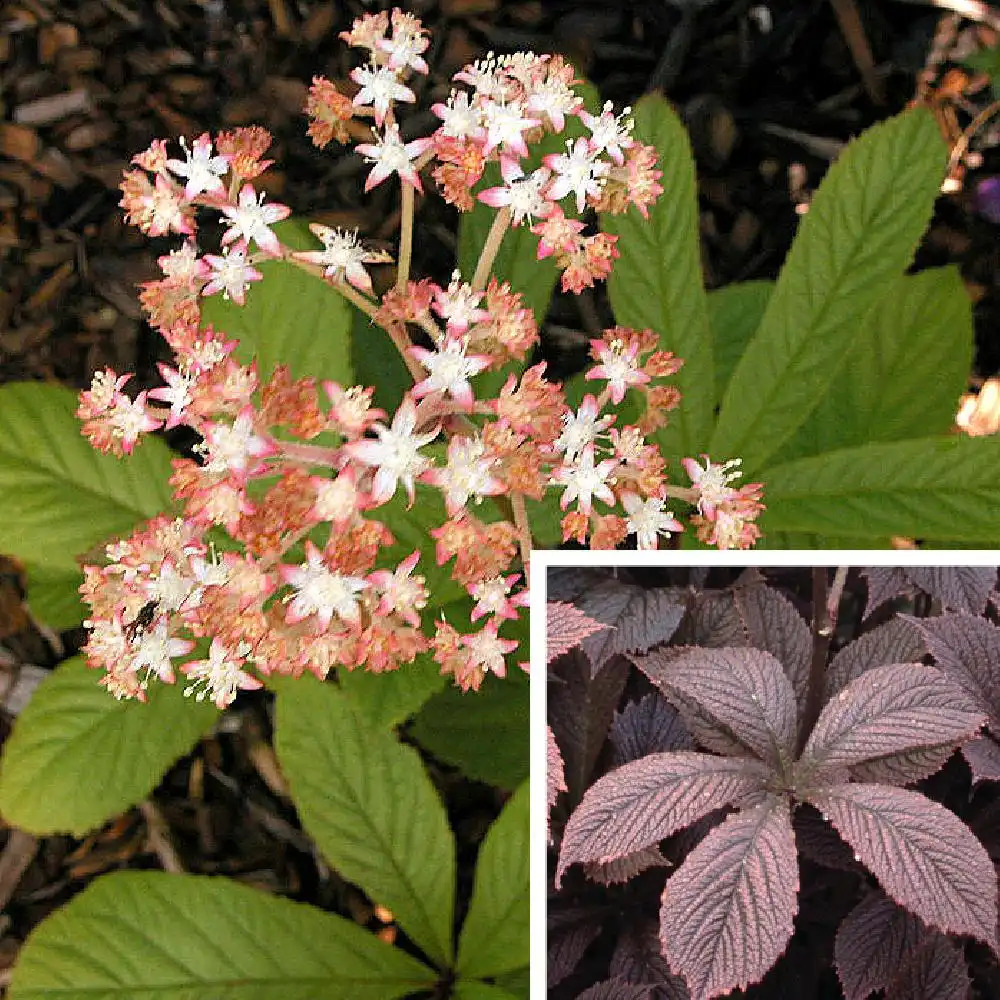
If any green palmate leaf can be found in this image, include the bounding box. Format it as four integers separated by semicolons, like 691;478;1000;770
783;266;973;460
274;676;456;968
200;250;355;387
603;93;713;459
707;280;773;402
409;670;528;790
494;967;530;999
9;871;434;1000
338;651;448;730
456;82;601;320
0;382;174;573
711;107;948;474
452;984;520;1000
24;563;86;631
758;435;1000;542
0;656;217;836
457;781;530;978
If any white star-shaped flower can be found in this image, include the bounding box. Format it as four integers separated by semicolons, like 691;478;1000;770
552;444;617;514
345;397;439;504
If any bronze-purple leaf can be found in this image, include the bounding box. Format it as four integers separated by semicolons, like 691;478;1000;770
610;693;693;766
883;933;971;1000
548;601;611;663
861;567;910;619
549;649;629;799
824;618;925;699
548;571;687;674
834;891;928;1000
633;647;799;771
660;799;799;1000
963;732;1000;783
576;978;652;1000
806;782;998;949
555;752;771;888
611;920;691;999
799;662;984;783
910;612;1000;728
733;579;811;712
549;910;603;989
793;805;863;873
906;566;996;615
583;844;670;886
548;724;567;844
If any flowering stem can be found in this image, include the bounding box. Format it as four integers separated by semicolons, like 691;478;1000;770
396;183;415;293
661;484;699;505
471;207;511;291
510;492;532;572
276;440;342;466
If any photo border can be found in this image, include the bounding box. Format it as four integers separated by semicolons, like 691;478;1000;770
529;548;999;997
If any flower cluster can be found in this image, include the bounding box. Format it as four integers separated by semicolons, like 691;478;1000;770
79;9;764;710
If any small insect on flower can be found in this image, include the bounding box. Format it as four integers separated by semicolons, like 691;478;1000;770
123;601;159;643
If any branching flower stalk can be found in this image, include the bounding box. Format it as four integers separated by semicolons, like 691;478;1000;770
76;8;765;709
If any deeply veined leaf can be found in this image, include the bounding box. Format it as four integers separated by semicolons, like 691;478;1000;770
906;566;996;614
757;435;1000;542
909;613;1000;727
609;693;693;766
0;656;217;836
409;669;528;790
548;649;629;797
633;647;799;771
782;266;973;461
732;580;811;713
884;934;971;1000
660;800;799;1000
861;566;912;618
711;107;947;473
964;733;1000;783
549;912;602;989
707;280;773;403
835;891;929;1000
274;676;455;967
8;871;434;1000
576;980;652;1000
547;725;566;843
555;751;770;887
583;845;670;886
200;244;356;386
546;601;610;663
0;382;174;573
457;781;529;978
610;921;691;999
681;589;744;647
825;618;925;698
806;782;998;948
547;570;686;674
799;663;984;782
604;94;713;458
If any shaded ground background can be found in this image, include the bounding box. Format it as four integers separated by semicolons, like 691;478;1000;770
1;0;1000;993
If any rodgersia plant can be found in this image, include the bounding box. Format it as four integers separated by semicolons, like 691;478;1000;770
547;565;1000;1000
71;9;768;711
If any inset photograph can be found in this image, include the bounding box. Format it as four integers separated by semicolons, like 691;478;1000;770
545;561;1000;1000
